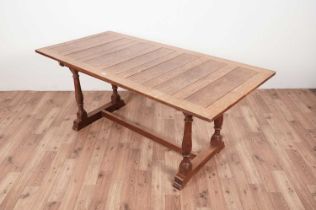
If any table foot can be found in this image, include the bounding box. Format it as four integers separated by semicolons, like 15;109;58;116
173;141;224;190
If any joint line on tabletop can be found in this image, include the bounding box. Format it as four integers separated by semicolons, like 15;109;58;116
151;58;216;89
101;47;174;72
169;63;234;96
204;73;259;109
125;54;200;80
183;67;244;101
82;41;148;63
63;38;129;56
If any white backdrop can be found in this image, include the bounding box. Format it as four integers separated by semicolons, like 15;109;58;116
1;0;315;90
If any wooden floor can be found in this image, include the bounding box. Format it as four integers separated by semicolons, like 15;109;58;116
0;89;315;210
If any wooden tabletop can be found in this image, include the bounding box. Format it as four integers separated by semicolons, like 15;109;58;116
36;31;275;121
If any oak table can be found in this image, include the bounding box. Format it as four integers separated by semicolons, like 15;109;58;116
36;31;275;190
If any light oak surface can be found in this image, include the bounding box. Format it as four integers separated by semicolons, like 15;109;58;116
36;31;275;121
0;90;315;210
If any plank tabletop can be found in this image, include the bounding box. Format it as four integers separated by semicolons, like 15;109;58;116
36;31;275;121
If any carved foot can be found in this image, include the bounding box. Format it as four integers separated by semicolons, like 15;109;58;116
72;118;89;131
173;175;186;190
210;133;223;147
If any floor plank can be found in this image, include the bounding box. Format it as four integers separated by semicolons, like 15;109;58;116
0;89;315;210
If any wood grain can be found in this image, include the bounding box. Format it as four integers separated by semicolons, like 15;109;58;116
0;90;315;209
36;31;275;121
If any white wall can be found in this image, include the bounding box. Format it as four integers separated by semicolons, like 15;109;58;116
1;0;315;90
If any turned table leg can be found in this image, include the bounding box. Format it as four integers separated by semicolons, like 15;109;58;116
210;114;224;147
110;84;125;110
70;68;88;130
173;113;193;189
68;70;126;131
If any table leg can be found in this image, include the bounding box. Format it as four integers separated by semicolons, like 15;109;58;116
69;69;127;131
70;68;88;130
109;84;125;111
173;113;193;189
173;113;225;190
210;114;224;146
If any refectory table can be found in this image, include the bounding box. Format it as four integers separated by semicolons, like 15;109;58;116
36;31;275;190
